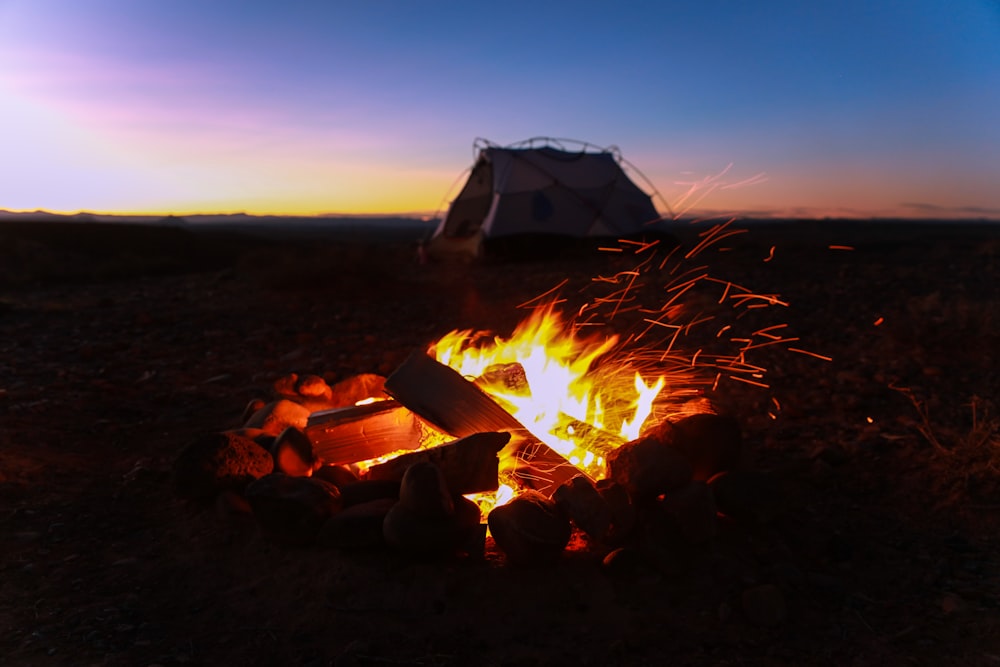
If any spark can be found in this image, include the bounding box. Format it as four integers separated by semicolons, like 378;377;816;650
787;347;833;361
874;316;884;326
729;375;770;389
763;245;775;262
828;245;855;251
518;279;569;309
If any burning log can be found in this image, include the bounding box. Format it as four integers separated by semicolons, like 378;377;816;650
365;432;508;495
384;351;583;492
305;400;422;465
549;418;626;459
384;351;524;436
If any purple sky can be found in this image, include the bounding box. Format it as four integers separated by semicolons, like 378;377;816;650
1;0;998;218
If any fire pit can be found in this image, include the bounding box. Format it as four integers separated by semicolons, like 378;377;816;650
173;230;808;567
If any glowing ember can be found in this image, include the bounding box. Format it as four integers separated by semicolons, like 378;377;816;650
430;304;666;480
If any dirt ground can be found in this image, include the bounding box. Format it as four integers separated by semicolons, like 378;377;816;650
1;219;998;666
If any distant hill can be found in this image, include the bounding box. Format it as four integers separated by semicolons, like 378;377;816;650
0;210;439;242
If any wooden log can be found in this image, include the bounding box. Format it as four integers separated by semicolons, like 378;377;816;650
549;417;626;459
365;432;509;494
384;351;589;494
384;351;523;436
305;400;423;465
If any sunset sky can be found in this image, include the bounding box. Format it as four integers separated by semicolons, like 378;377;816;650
1;0;998;218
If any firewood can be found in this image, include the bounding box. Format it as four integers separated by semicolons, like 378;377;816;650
305;400;423;465
384;351;523;436
365;431;508;494
384;351;587;494
549;417;626;458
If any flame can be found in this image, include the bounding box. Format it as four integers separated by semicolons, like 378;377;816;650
430;304;665;479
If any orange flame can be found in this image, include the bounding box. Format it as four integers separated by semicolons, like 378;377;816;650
430;304;665;479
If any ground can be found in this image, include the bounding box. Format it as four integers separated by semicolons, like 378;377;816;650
0;219;998;666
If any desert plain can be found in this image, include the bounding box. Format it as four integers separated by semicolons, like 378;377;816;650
0;217;998;666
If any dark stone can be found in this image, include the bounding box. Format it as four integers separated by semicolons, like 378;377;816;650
398;461;454;515
595;479;637;543
487;490;571;565
338;479;401;507
243;399;311;436
270;426;316;476
383;494;481;556
313;464;360;488
329;373;387;407
552;475;612;541
381;462;480;556
606;424;693;501
318;498;395;549
670;413;742;480
173;431;273;500
245;473;343;545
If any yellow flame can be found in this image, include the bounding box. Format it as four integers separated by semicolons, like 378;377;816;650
430;304;665;479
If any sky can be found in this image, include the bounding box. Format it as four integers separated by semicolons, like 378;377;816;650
0;0;998;219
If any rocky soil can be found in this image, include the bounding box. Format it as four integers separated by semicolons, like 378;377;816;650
1;219;998;666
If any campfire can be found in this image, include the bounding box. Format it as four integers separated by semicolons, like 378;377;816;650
174;232;806;565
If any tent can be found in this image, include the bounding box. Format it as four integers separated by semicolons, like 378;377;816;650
426;138;667;260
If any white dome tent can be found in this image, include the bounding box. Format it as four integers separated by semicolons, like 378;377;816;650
426;137;671;261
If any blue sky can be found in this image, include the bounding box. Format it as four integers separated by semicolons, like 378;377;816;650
1;0;998;217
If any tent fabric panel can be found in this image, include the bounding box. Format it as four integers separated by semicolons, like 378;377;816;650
481;187;608;237
489;148;624;193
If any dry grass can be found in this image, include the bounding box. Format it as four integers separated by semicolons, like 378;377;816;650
893;386;1000;507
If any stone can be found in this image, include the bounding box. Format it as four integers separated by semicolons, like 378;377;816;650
552;475;612;541
313;464;360;488
658;481;718;544
245;473;343;545
487;490;571;565
742;584;787;627
383;494;481;556
338;479;401;507
381;462;480;556
272;373;300;398
398;461;454;515
241;398;267;424
670;413;742;480
296;374;334;401
596;479;637;544
243;399;311;436
318;498;396;549
329;373;387;407
173;432;273;500
606;424;693;501
270;426;317;476
225;427;275;449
